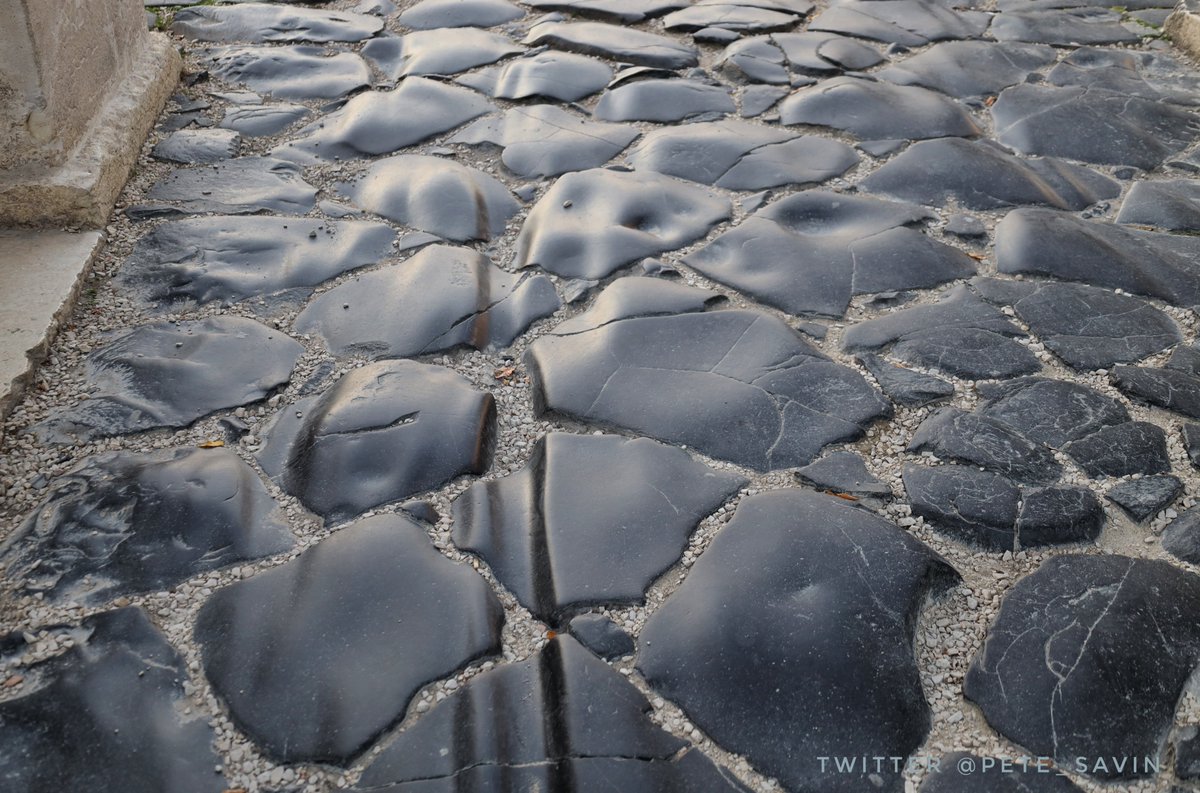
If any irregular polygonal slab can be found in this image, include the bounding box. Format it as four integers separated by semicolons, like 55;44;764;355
362;30;522;79
639;489;958;793
117;217;396;310
568;613;634;659
131;157;316;217
1107;475;1182;522
1063;421;1171;478
551;277;724;335
273;77;493;163
0;449;292;604
773;30;884;71
876;41;1057;98
35;317;302;443
1016;486;1105;547
904;464;1020;550
1165;507;1200;563
350;636;750;793
453;433;745;621
781;77;982;140
0;608;224;793
795;450;891;497
335;155;519;242
459;51;612;101
523;21;699;69
152;128;240;164
808;0;990;45
687;192;974;318
966;555;1200;780
717;36;790;83
294;245;560;357
258;360;495;520
1112;365;1200;420
860;139;1119;211
908;408;1061;485
528;309;890;470
398;0;524;28
220;103;310;137
520;0;686;21
196;514;503;764
858;353;955;406
1047;46;1200;105
450;106;637;178
171;3;382;42
919;753;1086;792
206;45;370;100
991;8;1139;44
977;377;1129;448
663;0;808;32
594;79;735;122
515;168;729;280
1117;181;1200;231
992;85;1200;170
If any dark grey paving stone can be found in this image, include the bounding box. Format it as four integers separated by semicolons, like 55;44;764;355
207;46;369;101
992;85;1200;170
0;448;292;605
196;513;503;764
515;168;729;280
294;245;560;357
171;3;383;42
945;213;986;237
521;0;686;22
567;613;634;659
523;21;699;69
876;41;1057;98
335;155;519;242
550;277;724;335
995;208;1200;307
273;77;493;163
398;0;524;28
457;51;612;101
903;464;1020;550
1112;364;1200;420
257;360;495;521
977;377;1129;448
808;0;990;46
990;8;1140;44
1046;46;1200;105
918;752;1086;792
35;317;303;443
1063;421;1171;478
965;555;1200;780
638;488;959;793
152;128;240;164
1165;507;1200;563
858;352;955;406
450;106;637;178
1016;486;1104;547
845;285;1024;347
362;30;522;79
717;36;790;83
860;138;1120;211
908;407;1061;485
219;103;310;137
772;30;885;71
118;216;396;310
795;450;891;497
740;84;789;116
529;308;889;470
1176;725;1200;780
663;0;808;32
350;636;750;793
1117;180;1200;231
0;608;225;793
129;157;317;218
687;191;973;318
695;24;742;42
1107;475;1182;522
968;275;1038;305
594;78;735;122
453;432;745;621
1185;422;1200;468
781;76;982;140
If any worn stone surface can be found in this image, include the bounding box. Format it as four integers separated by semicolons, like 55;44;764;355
1063;421;1171;478
524;21;699;68
876;41;1056;98
908;408;1061;485
1107;475;1182;522
990;8;1139;45
780;76;982;140
129;157;317;218
1016;486;1104;547
459;51;612;101
594;78;735;122
1117;180;1200;231
151;128;240;164
858;352;955;407
567;613;635;659
550;276;724;335
664;0;810;32
206;46;370;100
362;30;522;79
219;103;310;137
1113;364;1200;420
172;3;383;42
398;0;525;28
904;464;1021;550
919;753;1086;792
1164;507;1200;564
808;0;990;45
977;377;1129;448
795;450;891;497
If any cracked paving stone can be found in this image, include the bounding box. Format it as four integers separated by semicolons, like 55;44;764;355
257;360;495;521
520;0;686;22
965;555;1200;780
515;168;729;280
857;353;955;407
274;77;493;163
567;613;634;659
1164;507;1200;563
593;78;735;122
206;45;370;100
860;138;1120;212
1177;726;1200;780
689;192;974;318
527;308;890;471
523;21;699;69
638;488;959;793
976;377;1130;448
349;636;751;793
1107;475;1182;522
220;103;310;137
127;156;317;218
992;85;1200;170
1016;486;1105;547
1112;364;1200;420
171;3;383;42
457;51;613;102
362;30;523;79
116;216;396;311
903;464;1021;550
293;244;561;358
449;105;638;178
0;448;292;605
990;8;1140;45
1063;421;1171;478
196;513;503;764
995;208;1200;306
151;128;240;164
34;317;303;443
1185;423;1200;469
334;154;519;242
740;84;789;116
717;32;883;84
780;76;982;140
549;276;724;335
662;0;811;33
1117;180;1200;232
794;450;891;497
0;608;225;793
919;752;1086;792
807;0;990;46
908;407;1062;485
452;432;746;622
1047;46;1200;105
397;0;525;28
945;213;987;237
875;41;1057;99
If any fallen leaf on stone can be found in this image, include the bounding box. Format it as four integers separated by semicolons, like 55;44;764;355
198;440;226;448
493;366;517;382
3;675;23;688
826;491;859;501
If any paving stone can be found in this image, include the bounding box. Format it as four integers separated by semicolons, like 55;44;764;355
695;24;742;42
977;377;1129;448
857;352;955;406
0;608;225;793
903;464;1021;550
594;78;735;122
876;41;1057;98
257;360;495;521
687;191;973;317
335;155;520;241
567;613;635;659
1175;725;1200;780
1112;365;1200;420
1063;421;1171;478
1046;46;1200;105
219;103;310;136
528;308;890;470
171;3;383;42
1016;486;1105;547
717;36;790;83
206;45;370;100
397;0;525;28
0;448;292;604
196;513;503;763
117;216;396;310
523;21;699;69
453;432;745;621
550;276;724;335
515;168;729;279
1107;475;1183;522
362;30;523;79
663;0;809;32
794;450;891;497
860;138;1120;211
152;128;240;164
945;213;986;237
35;317;303;443
808;0;990;46
991;8;1140;44
638;488;959;793
1117;180;1200;231
908;407;1062;485
740;84;788;116
1185;423;1200;468
520;0;686;22
129;157;317;218
780;76;982;139
965;555;1200;780
772;30;885;70
918;752;1086;792
274;77;493;162
349;636;750;793
450;105;638;177
457;51;612;101
294;245;560;357
1165;507;1200;563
